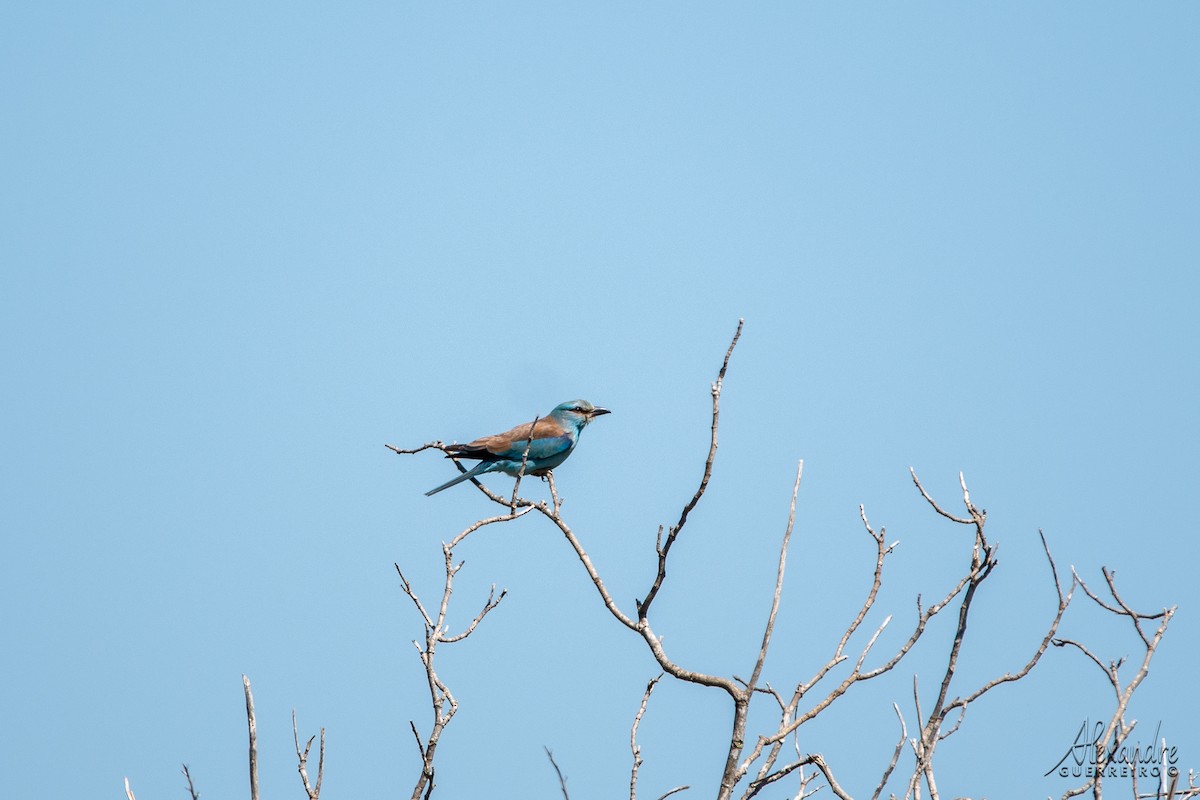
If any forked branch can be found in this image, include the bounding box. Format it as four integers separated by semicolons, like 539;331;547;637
293;709;326;800
1054;569;1177;800
396;514;510;800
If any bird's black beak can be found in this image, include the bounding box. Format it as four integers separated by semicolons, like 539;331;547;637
591;407;611;417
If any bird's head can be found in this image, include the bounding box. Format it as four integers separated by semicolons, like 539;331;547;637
553;399;611;428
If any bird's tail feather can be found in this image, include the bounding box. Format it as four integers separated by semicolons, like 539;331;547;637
425;461;490;496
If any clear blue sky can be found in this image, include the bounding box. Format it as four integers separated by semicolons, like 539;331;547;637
3;4;1198;798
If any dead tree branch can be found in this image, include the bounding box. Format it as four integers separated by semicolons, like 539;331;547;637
182;764;200;800
943;531;1072;713
872;704;908;800
390;321;1184;800
397;511;510;800
900;470;999;799
546;747;571;800
243;674;259;800
1054;567;1177;800
631;675;661;800
293;708;326;800
638;318;742;621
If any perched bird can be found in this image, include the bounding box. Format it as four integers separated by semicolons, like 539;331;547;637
426;400;611;496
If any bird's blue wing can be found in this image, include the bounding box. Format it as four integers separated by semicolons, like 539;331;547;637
448;417;573;461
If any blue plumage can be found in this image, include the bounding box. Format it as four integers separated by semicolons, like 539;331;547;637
425;400;610;496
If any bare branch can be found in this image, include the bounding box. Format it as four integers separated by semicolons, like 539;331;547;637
747;461;803;695
631;676;663;800
656;787;691;800
441;583;507;643
547;471;563;514
735;463;809;797
519;491;741;698
928;543;995;725
748;753;853;800
1096;567;1165;644
396;566;436;629
242;675;259;800
399;509;510;800
744;760;807;798
293;709;326;800
937;704;966;741
909;468;975;525
385;441;445;456
784;545;982;736
446;505;534;550
182;764;200;800
545;747;571;800
531;502;640;630
1055;566;1177;800
947;532;1072;712
872;704;908;800
911;673;924;741
898;472;999;798
736;495;984;794
409;720;424;756
638;318;742;620
797;506;893;695
1052;637;1108;675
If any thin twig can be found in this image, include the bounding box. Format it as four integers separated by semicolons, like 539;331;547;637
746;754;853;800
385;441;445;456
547;471;563;514
546;747;571;800
638;318;742;620
409;720;424;754
182;764;200;800
872;704;908;800
441;583;507;643
1052;637;1108;674
447;505;534;549
909;468;974;525
748;461;803;694
631;676;663;800
243;675;259;800
656;787;691;800
728;461;806;796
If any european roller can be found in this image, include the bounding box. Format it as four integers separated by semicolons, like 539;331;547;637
425;400;611;496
